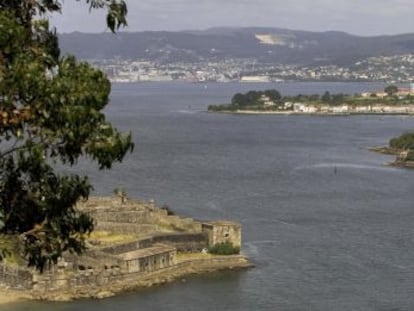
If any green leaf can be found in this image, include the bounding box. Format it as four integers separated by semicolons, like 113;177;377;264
0;1;132;272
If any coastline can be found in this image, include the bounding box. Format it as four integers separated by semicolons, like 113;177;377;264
37;255;253;302
369;146;414;169
4;255;252;303
0;197;253;304
209;110;414;116
368;146;398;155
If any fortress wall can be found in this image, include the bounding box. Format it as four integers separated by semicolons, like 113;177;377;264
91;211;153;224
100;238;154;255
100;233;208;255
31;255;251;294
152;233;208;252
89;205;201;233
0;264;33;290
94;222;157;235
155;215;203;232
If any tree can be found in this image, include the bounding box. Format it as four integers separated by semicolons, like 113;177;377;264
321;91;331;102
331;93;345;105
264;89;281;102
231;93;247;106
244;90;261;105
0;0;133;271
384;85;399;96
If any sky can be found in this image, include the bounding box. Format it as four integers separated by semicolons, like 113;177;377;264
50;0;414;36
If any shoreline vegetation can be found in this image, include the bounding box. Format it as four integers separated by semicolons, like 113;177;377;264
370;131;414;168
208;85;414;115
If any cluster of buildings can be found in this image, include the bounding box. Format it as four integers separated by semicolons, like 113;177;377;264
291;103;414;114
87;54;414;83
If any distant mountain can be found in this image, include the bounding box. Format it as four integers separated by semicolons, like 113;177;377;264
58;27;414;66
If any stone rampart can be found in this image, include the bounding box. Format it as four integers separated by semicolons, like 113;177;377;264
0;264;33;290
151;233;208;252
31;255;252;295
100;232;208;255
94;221;157;235
92;211;153;224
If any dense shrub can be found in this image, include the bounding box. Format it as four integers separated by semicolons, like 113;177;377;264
389;132;414;150
208;242;240;255
405;150;414;161
161;204;175;216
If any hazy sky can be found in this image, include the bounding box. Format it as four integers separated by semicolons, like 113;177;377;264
50;0;414;36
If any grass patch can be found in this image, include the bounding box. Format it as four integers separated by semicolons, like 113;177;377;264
208;242;240;255
0;236;25;266
87;231;140;246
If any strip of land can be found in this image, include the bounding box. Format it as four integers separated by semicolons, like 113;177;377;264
213;110;414;116
0;197;252;303
208;87;414;115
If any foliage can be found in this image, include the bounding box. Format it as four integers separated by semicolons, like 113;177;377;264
389;132;414;150
231;89;281;107
264;89;282;101
406;150;414;161
321;91;331;102
208;242;240;255
0;1;132;271
384;85;398;96
160;204;175;216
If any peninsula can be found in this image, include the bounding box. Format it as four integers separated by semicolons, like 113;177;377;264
371;131;414;168
208;85;414;115
0;197;252;303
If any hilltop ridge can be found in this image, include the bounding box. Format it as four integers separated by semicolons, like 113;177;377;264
59;27;414;66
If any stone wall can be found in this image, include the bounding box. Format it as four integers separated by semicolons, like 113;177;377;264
92;210;154;224
100;233;208;255
151;233;208;252
86;198;202;234
33;267;125;291
94;222;157;235
31;255;252;294
0;263;33;290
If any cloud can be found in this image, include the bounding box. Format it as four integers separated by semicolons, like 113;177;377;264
50;0;414;36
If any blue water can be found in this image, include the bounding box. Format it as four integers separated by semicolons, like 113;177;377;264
5;82;414;311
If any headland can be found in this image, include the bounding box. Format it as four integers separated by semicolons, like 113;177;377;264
0;197;252;303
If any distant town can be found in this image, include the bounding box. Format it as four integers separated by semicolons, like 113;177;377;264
87;54;414;84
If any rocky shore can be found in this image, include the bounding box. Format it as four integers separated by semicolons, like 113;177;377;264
368;146;399;155
369;146;414;168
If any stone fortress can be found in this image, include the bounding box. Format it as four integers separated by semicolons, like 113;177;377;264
0;197;251;300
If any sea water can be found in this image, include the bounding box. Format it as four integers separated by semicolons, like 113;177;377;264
6;82;414;311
